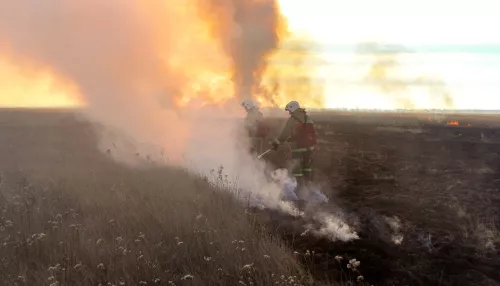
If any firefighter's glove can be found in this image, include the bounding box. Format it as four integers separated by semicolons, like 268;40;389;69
271;140;280;151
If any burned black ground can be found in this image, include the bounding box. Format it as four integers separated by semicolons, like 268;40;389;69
264;113;500;286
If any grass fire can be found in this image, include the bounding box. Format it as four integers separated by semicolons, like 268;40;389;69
0;1;499;286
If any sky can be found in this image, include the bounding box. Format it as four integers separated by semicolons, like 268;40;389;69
278;0;500;109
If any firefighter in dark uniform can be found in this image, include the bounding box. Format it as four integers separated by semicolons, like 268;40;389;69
271;101;317;192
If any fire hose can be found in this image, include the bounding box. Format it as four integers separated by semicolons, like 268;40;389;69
257;136;292;160
257;149;272;159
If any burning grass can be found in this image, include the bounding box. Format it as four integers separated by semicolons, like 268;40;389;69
5;109;500;285
0;110;305;285
0;110;372;286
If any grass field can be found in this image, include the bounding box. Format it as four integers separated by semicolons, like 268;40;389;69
0;109;499;286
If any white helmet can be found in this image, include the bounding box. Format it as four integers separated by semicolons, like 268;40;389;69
241;99;256;111
284;101;300;113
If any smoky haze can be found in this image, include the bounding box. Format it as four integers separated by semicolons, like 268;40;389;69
0;1;239;175
0;1;187;154
0;0;306;211
197;0;286;100
0;0;359;241
359;43;455;109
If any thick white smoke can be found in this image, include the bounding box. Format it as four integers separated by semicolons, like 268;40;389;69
0;0;291;207
0;0;358;241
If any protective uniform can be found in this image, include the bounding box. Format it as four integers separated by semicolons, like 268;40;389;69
241;99;268;155
272;101;316;186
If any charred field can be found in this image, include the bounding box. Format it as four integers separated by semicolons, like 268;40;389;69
0;109;499;286
264;111;500;286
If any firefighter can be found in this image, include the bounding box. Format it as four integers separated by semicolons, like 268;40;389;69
271;101;317;192
241;99;268;155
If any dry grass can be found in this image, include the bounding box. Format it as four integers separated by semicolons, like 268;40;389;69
0;110;314;286
0;110;371;286
0;165;313;286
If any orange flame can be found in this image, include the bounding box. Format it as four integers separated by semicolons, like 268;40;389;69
0;0;323;111
0;57;84;108
446;120;459;126
161;2;235;108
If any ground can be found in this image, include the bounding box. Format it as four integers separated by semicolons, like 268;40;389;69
0;109;499;286
265;112;500;285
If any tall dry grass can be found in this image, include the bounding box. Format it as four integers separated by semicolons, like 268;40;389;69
0;110;309;285
0;166;312;285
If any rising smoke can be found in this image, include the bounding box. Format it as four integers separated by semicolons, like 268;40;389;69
0;0;244;156
195;0;324;107
196;0;287;99
0;0;357;241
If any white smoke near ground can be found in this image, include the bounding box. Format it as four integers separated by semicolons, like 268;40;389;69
384;215;404;245
310;212;359;241
0;0;358;241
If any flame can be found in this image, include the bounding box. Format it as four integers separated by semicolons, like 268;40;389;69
0;1;237;109
0;57;83;108
163;2;234;108
0;0;325;111
0;2;495;112
446;120;459;126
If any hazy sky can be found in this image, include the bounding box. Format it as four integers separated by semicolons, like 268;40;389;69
279;0;500;109
1;0;498;110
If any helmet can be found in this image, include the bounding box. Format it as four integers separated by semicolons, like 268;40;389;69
284;101;300;113
241;99;256;111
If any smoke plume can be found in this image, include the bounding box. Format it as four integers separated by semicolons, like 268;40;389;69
0;1;249;154
0;0;308;213
197;0;287;100
0;0;356;241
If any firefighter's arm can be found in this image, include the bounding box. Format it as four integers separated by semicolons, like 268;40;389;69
271;119;293;150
